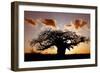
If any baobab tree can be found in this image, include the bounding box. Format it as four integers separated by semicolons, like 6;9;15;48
30;29;89;56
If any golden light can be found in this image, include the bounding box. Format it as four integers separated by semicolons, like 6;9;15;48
26;42;90;55
65;42;90;54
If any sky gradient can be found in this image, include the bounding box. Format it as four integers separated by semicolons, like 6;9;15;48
24;11;90;54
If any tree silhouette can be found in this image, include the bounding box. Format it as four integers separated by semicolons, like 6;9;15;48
30;29;89;56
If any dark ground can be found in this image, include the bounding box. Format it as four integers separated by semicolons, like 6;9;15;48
24;53;90;61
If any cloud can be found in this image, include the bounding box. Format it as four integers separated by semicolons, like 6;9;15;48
74;19;87;29
41;19;56;27
25;18;36;26
25;18;56;28
65;19;87;29
64;19;90;38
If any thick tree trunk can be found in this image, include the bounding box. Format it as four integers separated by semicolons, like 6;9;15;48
57;47;66;56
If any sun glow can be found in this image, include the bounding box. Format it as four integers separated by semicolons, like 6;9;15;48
25;42;90;55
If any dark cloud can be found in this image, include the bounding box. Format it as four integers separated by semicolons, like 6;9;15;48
25;18;56;28
74;19;87;29
41;19;56;27
25;18;36;26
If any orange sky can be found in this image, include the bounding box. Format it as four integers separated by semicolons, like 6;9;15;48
25;42;90;54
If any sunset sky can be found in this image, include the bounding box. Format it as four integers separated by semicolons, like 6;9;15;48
24;11;90;54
